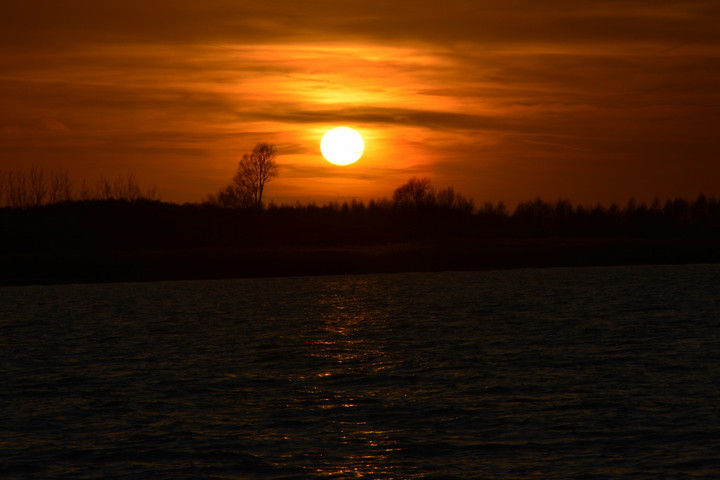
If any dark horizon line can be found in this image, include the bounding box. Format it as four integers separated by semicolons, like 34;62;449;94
3;191;720;216
2;166;719;214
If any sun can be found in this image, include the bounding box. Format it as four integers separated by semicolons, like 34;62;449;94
321;127;364;166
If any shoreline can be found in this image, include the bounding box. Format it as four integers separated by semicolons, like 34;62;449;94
2;237;720;286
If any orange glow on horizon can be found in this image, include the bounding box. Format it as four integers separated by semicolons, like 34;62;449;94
2;3;720;207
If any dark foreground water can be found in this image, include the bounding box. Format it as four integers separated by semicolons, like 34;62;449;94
2;264;720;479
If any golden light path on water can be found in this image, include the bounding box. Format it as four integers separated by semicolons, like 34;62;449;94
304;277;403;478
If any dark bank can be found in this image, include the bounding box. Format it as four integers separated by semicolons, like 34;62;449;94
3;195;720;286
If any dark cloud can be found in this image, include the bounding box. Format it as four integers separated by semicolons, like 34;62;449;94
250;105;508;131
4;1;720;49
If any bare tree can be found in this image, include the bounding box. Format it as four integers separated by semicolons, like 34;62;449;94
78;177;93;201
96;176;114;200
436;186;475;213
392;177;435;208
232;143;279;209
49;168;73;204
29;166;48;206
144;184;159;201
6;170;29;208
0;169;156;206
113;174;142;201
82;174;158;202
0;169;6;207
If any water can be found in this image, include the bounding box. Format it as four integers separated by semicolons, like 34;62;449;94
2;264;720;479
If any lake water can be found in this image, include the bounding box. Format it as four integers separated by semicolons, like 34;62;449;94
2;264;720;479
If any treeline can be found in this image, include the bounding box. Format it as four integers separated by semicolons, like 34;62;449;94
257;177;720;238
256;192;720;239
509;195;720;236
0;167;158;208
2;173;720;256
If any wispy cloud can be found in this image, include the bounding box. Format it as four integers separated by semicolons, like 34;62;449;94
1;1;719;204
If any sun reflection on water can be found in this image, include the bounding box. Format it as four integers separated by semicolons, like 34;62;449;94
300;276;407;478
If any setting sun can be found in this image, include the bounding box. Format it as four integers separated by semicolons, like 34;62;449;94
320;127;365;166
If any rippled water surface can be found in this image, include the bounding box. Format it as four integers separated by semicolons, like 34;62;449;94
2;265;720;479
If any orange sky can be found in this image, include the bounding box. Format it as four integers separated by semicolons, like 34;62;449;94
2;1;720;207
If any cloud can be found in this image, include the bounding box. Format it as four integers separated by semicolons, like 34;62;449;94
2;0;720;204
4;1;720;50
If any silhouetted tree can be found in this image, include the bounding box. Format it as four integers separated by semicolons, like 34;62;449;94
28;166;49;206
96;176;114;200
392;177;435;208
232;143;279;209
478;201;508;217
6;170;29;208
213;184;252;208
0;170;6;207
112;174;143;201
436;186;475;213
49;169;73;204
0;167;158;207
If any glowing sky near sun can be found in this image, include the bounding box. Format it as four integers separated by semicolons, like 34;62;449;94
2;1;720;206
